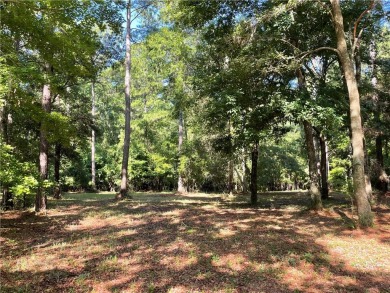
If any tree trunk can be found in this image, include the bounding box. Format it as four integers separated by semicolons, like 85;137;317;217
228;159;234;196
91;82;96;191
319;134;329;199
330;0;373;226
355;35;373;202
1;186;13;209
296;67;322;209
36;67;51;212
370;41;388;193
303;120;323;210
119;0;132;199
250;141;258;205
242;150;248;193
376;135;388;192
1;101;8;144
177;110;186;193
53;143;62;199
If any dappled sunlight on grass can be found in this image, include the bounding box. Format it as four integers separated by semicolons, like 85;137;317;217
1;191;389;292
318;234;390;272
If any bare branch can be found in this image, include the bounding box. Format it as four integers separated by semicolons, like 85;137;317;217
299;46;340;60
131;3;153;25
353;0;376;41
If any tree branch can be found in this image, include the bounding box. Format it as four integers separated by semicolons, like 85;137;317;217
130;3;153;25
303;63;319;79
353;0;376;41
299;47;340;60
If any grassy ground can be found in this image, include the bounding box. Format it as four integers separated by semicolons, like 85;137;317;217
1;191;389;293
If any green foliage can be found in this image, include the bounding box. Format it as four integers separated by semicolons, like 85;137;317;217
0;143;39;208
1;0;389;208
258;127;307;191
329;167;347;192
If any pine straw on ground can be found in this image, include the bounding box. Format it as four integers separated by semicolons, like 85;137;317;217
1;192;389;293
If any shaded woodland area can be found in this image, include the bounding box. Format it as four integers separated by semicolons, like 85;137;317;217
1;0;390;291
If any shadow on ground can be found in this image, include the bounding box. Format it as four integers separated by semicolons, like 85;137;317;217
1;191;389;292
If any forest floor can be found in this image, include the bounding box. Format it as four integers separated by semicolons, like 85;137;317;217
1;191;390;293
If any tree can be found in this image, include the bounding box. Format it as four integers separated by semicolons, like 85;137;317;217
91;82;97;191
330;0;373;226
37;64;52;211
177;110;186;193
1;0;123;211
119;0;133;199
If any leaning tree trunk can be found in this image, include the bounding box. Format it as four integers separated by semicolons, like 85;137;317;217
91;82;96;191
303;121;323;210
330;0;373;226
119;0;132;199
250;141;259;205
36;66;51;212
177;110;186;193
319;134;329;199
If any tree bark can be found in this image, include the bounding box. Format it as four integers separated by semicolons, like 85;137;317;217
319;134;329;199
1;186;12;209
355;35;373;202
376;135;388;192
330;0;373;226
91;82;96;191
242;150;248;193
296;67;322;209
119;0;132;199
53;143;62;199
370;41;388;193
250;141;258;205
1;101;8;144
36;65;51;212
228;159;234;196
303;120;323;210
177;110;186;193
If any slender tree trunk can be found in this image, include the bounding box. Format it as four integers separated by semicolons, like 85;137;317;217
1;101;8;144
370;41;388;193
376;136;384;168
242;150;247;193
177;110;186;193
376;135;388;192
250;141;259;205
319;134;329;199
314;135;321;178
53;143;62;199
91;82;96;191
330;0;372;226
355;37;373;202
0;103;13;208
119;0;132;199
303;121;323;210
1;187;12;209
296;68;322;209
228;159;234;196
36;66;51;212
